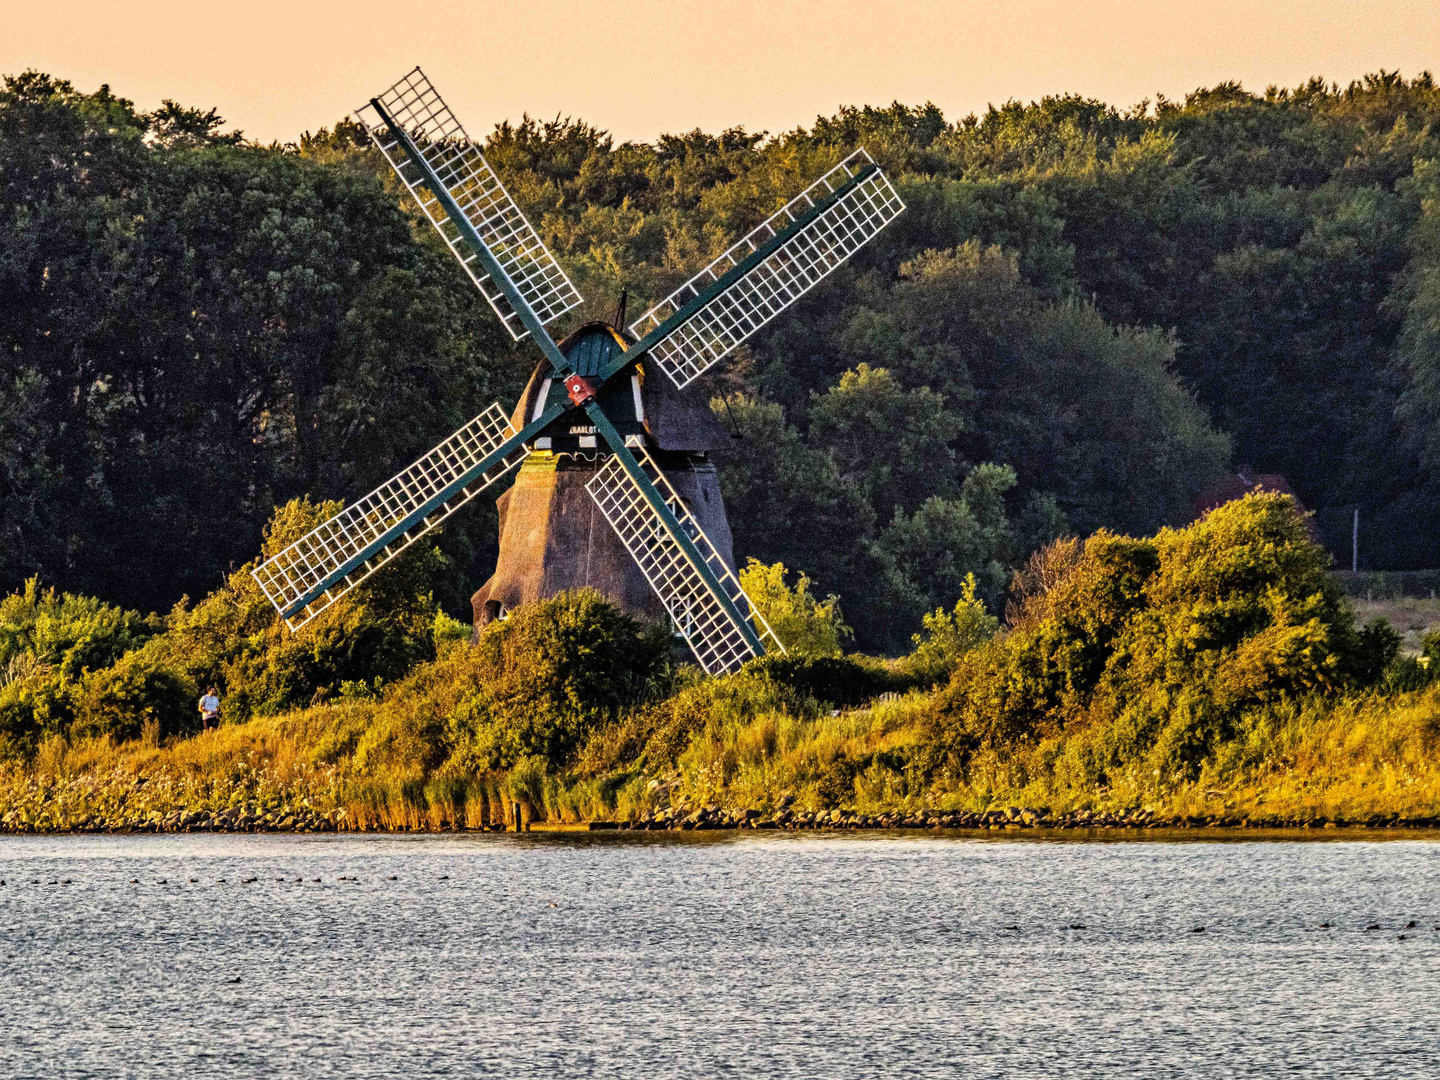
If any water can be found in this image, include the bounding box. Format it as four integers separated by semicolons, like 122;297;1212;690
1;832;1437;1078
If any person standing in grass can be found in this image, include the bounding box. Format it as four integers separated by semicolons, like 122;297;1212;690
198;686;220;731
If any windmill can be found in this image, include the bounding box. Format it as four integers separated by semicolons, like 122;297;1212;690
250;68;905;675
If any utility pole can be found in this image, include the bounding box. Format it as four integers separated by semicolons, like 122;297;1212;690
1352;508;1360;573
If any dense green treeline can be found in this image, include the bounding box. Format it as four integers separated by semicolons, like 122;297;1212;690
5;70;1440;650
0;73;515;618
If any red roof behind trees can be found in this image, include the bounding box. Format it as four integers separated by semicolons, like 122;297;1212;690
1190;468;1303;522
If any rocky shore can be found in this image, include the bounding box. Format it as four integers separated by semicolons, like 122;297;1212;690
1;804;345;834
585;800;1440;833
6;798;1437;835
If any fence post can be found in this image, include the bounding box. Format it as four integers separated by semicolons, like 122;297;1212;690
1352;507;1359;574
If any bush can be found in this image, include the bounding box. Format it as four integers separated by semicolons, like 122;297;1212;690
0;498;447;751
74;652;191;742
1379;654;1438;694
433;610;472;653
738;559;851;657
0;578;159;679
1353;619;1403;685
747;653;914;707
936;493;1388;783
897;572;999;685
353;700;446;776
572;667;802;776
447;590;672;771
151;497;444;720
0;579;164;758
0;677;64;761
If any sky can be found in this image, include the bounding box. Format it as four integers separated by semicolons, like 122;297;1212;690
5;0;1438;144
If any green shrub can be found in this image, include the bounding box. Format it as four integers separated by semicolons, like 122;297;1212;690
1349;619;1401;687
0;580;165;758
447;590;672;771
813;752;862;808
1379;653;1439;694
1422;629;1440;662
74;652;191;742
151;497;444;720
0;578;160;675
897;572;999;685
936;493;1385;784
572;666;794;776
0;679;49;761
739;559;851;657
747;652;914;707
432;610;472;653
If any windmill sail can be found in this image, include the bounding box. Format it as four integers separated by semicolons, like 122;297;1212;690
586;449;782;675
629;150;904;389
357;68;583;341
252;403;527;630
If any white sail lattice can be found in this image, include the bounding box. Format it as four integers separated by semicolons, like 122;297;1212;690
630;150;905;389
252;403;524;630
586;450;782;675
357;68;583;340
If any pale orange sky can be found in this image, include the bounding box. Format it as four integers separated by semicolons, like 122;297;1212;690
6;1;1438;144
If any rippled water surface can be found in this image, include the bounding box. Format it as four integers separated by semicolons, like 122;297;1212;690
2;832;1438;1078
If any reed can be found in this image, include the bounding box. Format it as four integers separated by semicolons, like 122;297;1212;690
5;500;1440;831
5;677;1440;830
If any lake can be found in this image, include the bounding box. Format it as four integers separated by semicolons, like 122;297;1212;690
1;832;1436;1078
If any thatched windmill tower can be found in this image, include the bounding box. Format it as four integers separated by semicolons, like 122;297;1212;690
251;68;903;674
471;320;735;629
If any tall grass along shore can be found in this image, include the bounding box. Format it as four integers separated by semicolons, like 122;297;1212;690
4;494;1439;835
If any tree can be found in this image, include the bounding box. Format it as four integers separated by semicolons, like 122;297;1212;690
711;394;876;596
1393;160;1440;474
903;573;1000;683
0;72;518;615
839;243;1230;536
10;63;1440;653
737;560;851;657
808;363;964;523
869;464;1016;646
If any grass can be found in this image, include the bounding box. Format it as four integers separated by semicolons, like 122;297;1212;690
651;684;1440;823
6;510;1440;832
1351;596;1440;655
7;677;1439;831
0;705;505;833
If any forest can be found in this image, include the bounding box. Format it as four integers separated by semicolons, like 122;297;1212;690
6;69;1440;653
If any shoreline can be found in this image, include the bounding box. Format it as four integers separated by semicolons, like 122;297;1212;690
5;806;1440;837
5;827;1440;843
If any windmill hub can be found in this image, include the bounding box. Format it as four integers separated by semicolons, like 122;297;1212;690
562;373;598;407
250;67;904;675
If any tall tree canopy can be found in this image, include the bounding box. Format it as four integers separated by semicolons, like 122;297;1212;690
0;73;524;615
